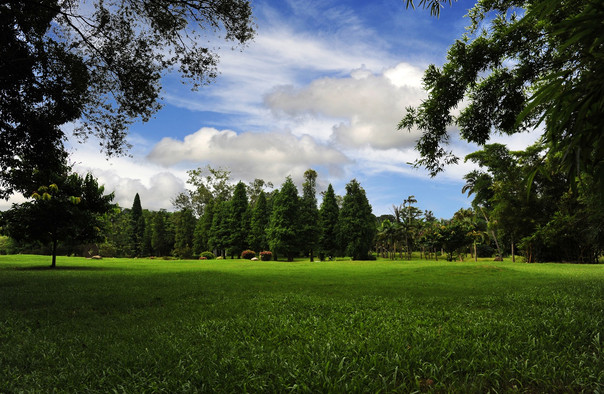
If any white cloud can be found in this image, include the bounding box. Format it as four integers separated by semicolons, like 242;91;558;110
146;127;351;185
265;63;427;150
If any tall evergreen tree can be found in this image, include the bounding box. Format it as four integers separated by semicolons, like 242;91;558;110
129;193;145;257
318;184;340;260
229;182;250;258
267;177;300;261
338;179;376;260
173;208;196;259
193;199;215;255
299;169;320;261
248;191;269;253
209;200;230;259
151;210;173;256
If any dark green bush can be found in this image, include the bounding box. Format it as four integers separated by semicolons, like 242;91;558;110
200;251;215;260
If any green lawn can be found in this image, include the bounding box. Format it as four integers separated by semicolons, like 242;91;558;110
0;255;602;392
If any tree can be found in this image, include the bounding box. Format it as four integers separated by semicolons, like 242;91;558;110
129;193;145;257
173;208;196;259
399;0;604;194
318;184;340;260
299;169;320;261
267;177;300;262
174;165;235;217
1;0;254;198
228;181;249;258
338;179;376;260
0;170;114;267
151;210;173;257
208;200;230;259
193;199;215;256
248;191;269;253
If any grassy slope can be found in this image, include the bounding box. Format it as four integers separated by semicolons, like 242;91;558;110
0;255;602;392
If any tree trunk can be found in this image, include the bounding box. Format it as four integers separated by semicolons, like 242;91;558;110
511;238;515;262
474;242;477;262
51;238;58;268
310;248;314;262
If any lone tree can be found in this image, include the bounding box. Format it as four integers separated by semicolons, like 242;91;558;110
0;170;115;267
1;0;255;198
129;193;145;257
400;0;604;194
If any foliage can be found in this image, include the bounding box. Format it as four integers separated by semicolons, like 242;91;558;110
172;208;196;259
338;179;376;260
200;251;215;260
399;0;604;195
248;191;269;253
298;169;320;261
240;250;255;260
0;170;114;267
1;255;602;392
267;177;300;262
228;182;249;259
1;0;255;197
129;193;145;257
208;200;230;259
150;209;174;257
318;184;340;260
0;235;16;255
193;199;214;255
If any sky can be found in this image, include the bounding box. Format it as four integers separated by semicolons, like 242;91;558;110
3;0;540;218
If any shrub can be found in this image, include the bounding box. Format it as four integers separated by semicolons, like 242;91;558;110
200;251;215;260
241;250;256;260
260;251;272;261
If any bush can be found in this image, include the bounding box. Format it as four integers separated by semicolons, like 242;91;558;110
241;250;256;260
200;251;215;260
260;251;272;261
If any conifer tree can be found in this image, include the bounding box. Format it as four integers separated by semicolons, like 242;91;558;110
267;177;300;261
318;184;340;260
299;169;320;261
229;182;249;258
338;179;376;260
248;191;269;253
129;193;145;257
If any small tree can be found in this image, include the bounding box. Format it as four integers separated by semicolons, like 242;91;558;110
248;191;270;253
0;171;115;267
299;169;320;261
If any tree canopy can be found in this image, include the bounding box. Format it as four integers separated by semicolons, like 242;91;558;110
399;0;604;194
1;0;255;197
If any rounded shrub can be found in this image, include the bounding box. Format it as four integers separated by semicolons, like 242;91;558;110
241;250;256;260
260;251;272;261
200;251;215;260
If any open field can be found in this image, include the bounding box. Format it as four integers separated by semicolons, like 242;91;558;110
0;255;602;392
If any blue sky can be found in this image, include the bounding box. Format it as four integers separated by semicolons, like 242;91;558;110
10;0;539;218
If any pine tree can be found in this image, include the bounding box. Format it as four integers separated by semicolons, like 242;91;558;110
193;199;214;255
248;191;269;253
338;179;376;260
209;200;230;259
173;208;196;259
299;169;320;261
267;177;300;261
229;182;249;258
318;184;340;260
129;193;145;257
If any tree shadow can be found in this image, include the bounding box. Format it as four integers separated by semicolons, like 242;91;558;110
14;265;116;271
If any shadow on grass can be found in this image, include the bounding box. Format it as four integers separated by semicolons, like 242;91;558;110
14;265;115;271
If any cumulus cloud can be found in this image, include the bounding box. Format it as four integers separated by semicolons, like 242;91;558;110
146;127;351;184
264;62;426;150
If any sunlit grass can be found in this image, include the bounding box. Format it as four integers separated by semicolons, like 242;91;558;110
1;255;602;392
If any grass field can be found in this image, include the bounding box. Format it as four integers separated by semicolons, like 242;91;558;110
0;255;602;392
